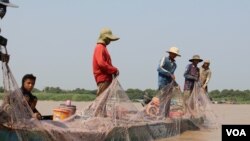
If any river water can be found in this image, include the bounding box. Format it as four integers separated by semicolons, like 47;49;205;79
157;104;250;141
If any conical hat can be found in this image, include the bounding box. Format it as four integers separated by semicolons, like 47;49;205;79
167;47;181;57
189;55;203;62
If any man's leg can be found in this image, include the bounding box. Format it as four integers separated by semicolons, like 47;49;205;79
96;81;111;96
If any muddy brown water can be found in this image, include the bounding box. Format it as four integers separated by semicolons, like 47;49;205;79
157;104;250;141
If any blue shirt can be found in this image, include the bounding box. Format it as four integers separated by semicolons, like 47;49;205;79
157;56;176;89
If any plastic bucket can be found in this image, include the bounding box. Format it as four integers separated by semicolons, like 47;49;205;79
59;104;76;115
53;108;70;121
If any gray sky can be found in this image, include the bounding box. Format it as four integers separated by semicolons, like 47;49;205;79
1;0;249;91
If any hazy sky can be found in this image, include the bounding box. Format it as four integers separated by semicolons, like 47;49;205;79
1;0;249;91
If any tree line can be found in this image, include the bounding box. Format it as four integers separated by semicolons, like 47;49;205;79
0;86;156;100
209;89;250;103
0;86;250;102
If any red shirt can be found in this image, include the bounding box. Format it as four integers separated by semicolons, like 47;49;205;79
92;43;118;84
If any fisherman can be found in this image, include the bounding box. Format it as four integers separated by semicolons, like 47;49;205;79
21;74;42;120
200;60;212;93
92;28;120;96
144;47;181;117
0;0;18;63
157;47;181;90
183;55;203;115
157;47;181;117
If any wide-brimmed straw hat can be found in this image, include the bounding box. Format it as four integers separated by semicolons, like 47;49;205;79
167;47;181;57
189;55;203;62
97;28;119;43
0;0;18;8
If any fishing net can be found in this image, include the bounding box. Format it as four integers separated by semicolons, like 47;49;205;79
0;60;217;141
183;82;218;130
0;61;55;141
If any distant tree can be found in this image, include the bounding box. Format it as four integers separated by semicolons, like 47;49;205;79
43;86;62;93
143;89;157;98
72;88;86;94
244;90;250;94
32;88;41;93
209;90;220;98
221;89;232;97
0;86;4;93
126;88;144;99
88;90;97;95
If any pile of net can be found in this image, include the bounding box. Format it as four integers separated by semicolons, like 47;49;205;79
183;82;219;129
0;62;218;141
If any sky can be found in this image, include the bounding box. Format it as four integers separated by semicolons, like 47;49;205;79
0;0;249;91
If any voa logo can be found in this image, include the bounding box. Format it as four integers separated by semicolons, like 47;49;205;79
226;129;246;136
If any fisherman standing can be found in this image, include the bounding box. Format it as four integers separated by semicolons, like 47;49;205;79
157;47;181;90
200;60;212;93
92;28;120;96
156;46;181;117
183;55;203;115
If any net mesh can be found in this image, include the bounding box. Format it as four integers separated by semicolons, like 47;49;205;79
183;82;218;129
0;62;218;141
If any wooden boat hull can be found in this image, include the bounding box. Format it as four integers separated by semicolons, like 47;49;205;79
0;118;199;141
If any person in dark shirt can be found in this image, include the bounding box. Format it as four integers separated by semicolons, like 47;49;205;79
183;55;203;115
21;74;41;120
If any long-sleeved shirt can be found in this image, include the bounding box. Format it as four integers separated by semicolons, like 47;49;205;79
92;43;118;84
184;64;199;91
200;67;211;86
157;56;176;89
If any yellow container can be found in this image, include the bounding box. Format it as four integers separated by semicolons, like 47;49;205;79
59;104;76;115
53;108;70;121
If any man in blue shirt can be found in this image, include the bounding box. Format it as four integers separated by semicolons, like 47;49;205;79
155;47;181;117
157;47;181;90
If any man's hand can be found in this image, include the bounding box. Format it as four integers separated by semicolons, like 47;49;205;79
32;113;42;120
171;74;175;80
202;84;207;89
194;76;199;81
0;53;9;63
113;69;119;78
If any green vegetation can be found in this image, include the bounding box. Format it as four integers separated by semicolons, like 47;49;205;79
0;86;250;103
0;93;96;101
0;86;157;101
209;89;250;104
34;93;96;101
0;86;97;101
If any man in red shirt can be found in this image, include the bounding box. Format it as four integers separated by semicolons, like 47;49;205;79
92;28;119;96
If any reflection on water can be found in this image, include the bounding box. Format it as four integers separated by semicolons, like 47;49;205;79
157;104;250;141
